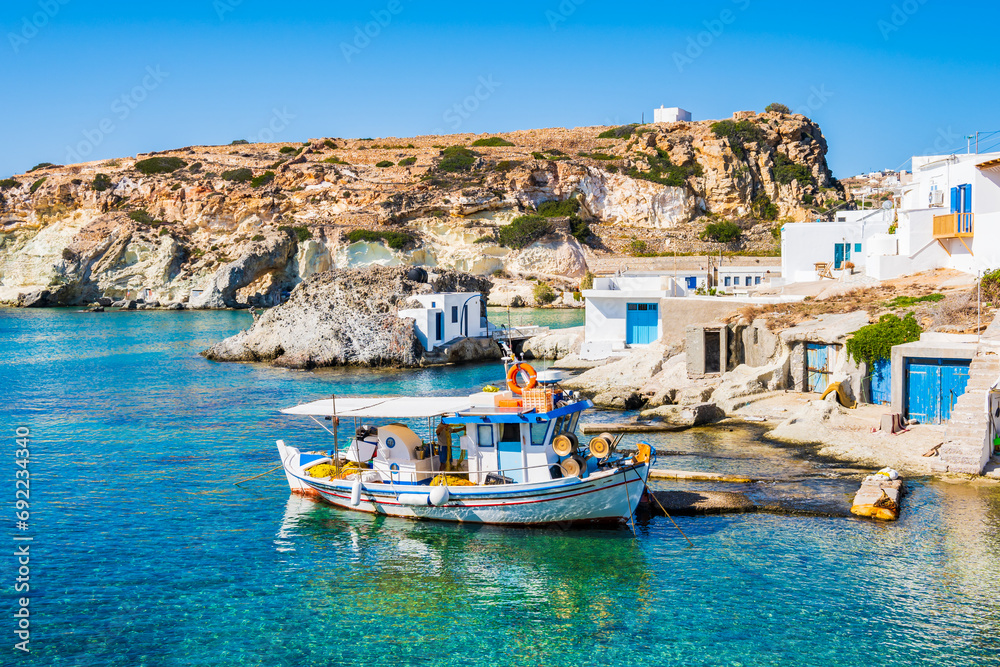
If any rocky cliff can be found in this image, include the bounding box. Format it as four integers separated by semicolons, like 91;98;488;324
203;266;492;368
0;110;844;307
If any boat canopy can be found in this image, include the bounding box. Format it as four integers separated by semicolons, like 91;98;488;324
281;396;473;419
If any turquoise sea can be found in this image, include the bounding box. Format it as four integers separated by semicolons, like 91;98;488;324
3;308;1000;666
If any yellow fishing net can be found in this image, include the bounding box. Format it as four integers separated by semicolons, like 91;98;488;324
307;462;365;479
430;474;476;487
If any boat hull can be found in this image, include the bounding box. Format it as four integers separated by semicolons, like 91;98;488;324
277;442;648;526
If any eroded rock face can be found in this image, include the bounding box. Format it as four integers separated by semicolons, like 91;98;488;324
561;343;668;409
190;232;296;309
202;266;492;368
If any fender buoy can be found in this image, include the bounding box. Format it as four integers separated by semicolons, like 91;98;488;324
506;363;538;395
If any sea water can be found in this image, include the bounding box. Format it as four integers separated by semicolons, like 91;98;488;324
2;308;1000;666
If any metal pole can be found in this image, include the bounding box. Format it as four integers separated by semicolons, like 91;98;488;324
978;271;982;343
332;394;340;478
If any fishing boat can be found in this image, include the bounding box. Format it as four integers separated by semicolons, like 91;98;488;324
276;362;652;526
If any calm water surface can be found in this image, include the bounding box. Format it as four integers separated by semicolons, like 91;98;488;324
2;308;999;666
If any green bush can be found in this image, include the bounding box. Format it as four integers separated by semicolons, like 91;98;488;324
580;271;594;290
587;152;620;161
710;120;765;159
765;103;791;114
135;157;187;174
251;234;265;241
700;220;742;243
569;215;591;243
628;148;702;188
398;157;417;166
628;239;649;255
29;178;46;194
436;146;477;173
495;160;519;171
28;162;57;172
323;156;347;165
598;124;640;140
92;173;114;191
188;162;202;173
375;160;394;168
1;178;20;189
128;209;167;226
345;228;413;250
533;283;558;305
531;151;547;160
753;193;779;220
221;168;253;183
885;293;945;308
473;236;495;244
537;197;580;217
323;139;338;149
251;171;275;188
159;228;171;236
496;215;551;249
293;226;311;242
773;153;812;185
230;139;249;145
846;313;921;367
471;137;515;147
279;146;299;155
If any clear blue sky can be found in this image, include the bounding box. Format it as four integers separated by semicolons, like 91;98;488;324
2;0;997;178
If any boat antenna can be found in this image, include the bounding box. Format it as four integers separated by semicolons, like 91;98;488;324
332;394;340;478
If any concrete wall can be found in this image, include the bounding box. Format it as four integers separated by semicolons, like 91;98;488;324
685;325;729;377
661;298;741;346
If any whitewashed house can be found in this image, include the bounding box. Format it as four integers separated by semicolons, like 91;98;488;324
398;292;487;352
716;264;778;294
866;151;1000;280
653;106;692;123
780;208;894;283
580;274;674;360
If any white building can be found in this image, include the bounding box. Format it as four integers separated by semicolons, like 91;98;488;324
716;264;778;294
866;151;1000;280
398;292;487;352
780;208;894;283
580;274;673;360
653;106;692;123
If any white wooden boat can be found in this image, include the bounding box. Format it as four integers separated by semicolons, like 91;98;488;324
276;369;651;526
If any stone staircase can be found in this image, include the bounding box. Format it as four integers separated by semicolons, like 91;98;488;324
938;352;1000;474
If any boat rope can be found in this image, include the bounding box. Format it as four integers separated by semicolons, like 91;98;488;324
233;464;283;486
650;492;694;547
623;471;637;537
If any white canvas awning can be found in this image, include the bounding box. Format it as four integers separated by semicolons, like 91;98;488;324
281;396;473;419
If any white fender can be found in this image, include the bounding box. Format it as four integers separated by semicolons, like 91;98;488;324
429;485;450;507
350;480;362;506
397;493;428;506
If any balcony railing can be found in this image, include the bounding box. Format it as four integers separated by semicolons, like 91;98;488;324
933;212;974;239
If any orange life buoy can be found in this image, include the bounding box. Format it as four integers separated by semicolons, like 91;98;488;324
506;363;538;395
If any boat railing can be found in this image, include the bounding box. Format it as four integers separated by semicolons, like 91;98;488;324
329;457;629;485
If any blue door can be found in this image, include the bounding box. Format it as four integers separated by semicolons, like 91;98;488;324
905;358;971;424
435;312;444;341
833;244;845;269
869;358;892;405
497;440;524;483
626;303;659;345
806;343;830;393
685;276;697;290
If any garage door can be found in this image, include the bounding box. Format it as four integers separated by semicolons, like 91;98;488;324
626;303;659;345
905;357;971;424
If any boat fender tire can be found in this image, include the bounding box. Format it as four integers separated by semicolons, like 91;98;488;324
506;363;538;396
429;485;450;507
350;480;362;506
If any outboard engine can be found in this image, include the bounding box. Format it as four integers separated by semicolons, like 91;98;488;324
356;425;378;439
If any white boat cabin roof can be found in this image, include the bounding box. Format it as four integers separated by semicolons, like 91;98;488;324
281;396;473;419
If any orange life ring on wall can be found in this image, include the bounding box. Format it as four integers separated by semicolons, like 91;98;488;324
506;363;538;395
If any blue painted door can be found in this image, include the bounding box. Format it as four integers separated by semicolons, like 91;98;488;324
905;358;971;424
806;343;830;393
686;276;697;289
869;358;892;405
833;244;845;269
626;303;659;345
435;312;444;341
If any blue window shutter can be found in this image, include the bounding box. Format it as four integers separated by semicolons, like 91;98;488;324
724;277;731;286
951;187;960;213
962;184;972;213
855;243;862;253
